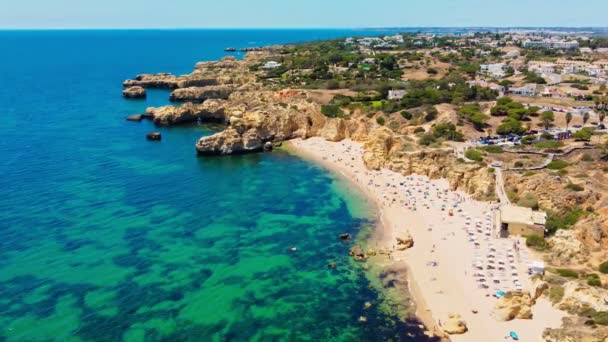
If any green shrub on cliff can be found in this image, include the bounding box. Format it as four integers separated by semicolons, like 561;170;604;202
555;268;579;278
526;235;547;251
321;104;343;118
599;261;608;274
465;149;483;162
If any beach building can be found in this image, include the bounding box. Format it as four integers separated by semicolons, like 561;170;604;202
499;205;547;237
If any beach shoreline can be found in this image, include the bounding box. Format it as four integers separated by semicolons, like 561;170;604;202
287;137;565;341
286;139;444;338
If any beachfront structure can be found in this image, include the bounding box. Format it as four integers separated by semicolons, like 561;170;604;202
499;205;547;237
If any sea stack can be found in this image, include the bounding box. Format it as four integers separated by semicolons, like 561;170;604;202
122;86;146;99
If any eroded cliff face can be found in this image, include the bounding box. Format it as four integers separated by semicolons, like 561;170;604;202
123;53;496;200
361;128;496;200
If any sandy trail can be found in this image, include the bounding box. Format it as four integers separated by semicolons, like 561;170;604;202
290;137;564;342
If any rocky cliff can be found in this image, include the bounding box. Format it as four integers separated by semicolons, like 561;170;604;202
124;53;496;200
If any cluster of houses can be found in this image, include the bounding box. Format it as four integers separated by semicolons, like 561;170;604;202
345;34;404;52
522;39;579;50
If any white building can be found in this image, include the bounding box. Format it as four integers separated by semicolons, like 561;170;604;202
387;90;406;100
523;40;579;50
510;84;537;97
262;61;282;69
480;63;507;78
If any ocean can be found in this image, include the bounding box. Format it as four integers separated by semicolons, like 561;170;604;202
0;29;433;341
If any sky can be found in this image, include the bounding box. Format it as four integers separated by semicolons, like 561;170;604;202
1;0;607;29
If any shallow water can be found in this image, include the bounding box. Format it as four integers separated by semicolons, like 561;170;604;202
0;30;434;341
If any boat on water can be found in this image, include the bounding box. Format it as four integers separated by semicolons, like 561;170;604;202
224;47;236;52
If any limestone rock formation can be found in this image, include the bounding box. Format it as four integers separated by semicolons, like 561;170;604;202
146;101;227;126
195;91;328;155
548;230;587;265
560;281;608;313
504;172;600;213
169;85;235;102
123;73;178;89
543;316;608;342
531;279;549;301
494;291;535;321
349;245;367;261
442;314;468;335
122;86;146;99
396;234;414;250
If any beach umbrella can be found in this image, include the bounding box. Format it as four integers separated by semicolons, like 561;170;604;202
509;331;519;340
496;291;506;297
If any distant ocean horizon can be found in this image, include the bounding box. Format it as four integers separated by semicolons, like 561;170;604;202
0;29;435;341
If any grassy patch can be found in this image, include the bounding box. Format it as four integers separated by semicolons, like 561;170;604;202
547;159;569;170
546;207;586;235
555;268;579;278
549;286;565;304
479;145;504;154
565;183;584;192
534;141;564;149
465;149;484;162
526;234;547;251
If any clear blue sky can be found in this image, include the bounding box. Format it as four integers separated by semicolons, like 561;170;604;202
2;0;607;29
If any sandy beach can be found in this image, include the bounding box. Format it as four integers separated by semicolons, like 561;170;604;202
290;137;565;342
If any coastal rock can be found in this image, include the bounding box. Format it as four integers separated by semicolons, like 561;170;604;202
560;281;608;313
263;141;273;151
196;91;328;155
349;245;367;261
126;114;144;121
147;101;227;125
146;132;161;141
122;86;146;99
543;316;608;342
494;291;534;321
396;234;414;250
442;314;468;335
504;172;600;213
318;119;346;142
363;127;398;170
123;73;178;89
548;230;587;265
531;279;549;301
169;85;235;102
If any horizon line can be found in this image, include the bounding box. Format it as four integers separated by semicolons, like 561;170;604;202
1;26;608;31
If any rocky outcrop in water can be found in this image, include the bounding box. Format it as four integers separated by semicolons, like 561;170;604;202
122;86;146;98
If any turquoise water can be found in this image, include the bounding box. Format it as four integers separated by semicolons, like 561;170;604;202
0;30;433;341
